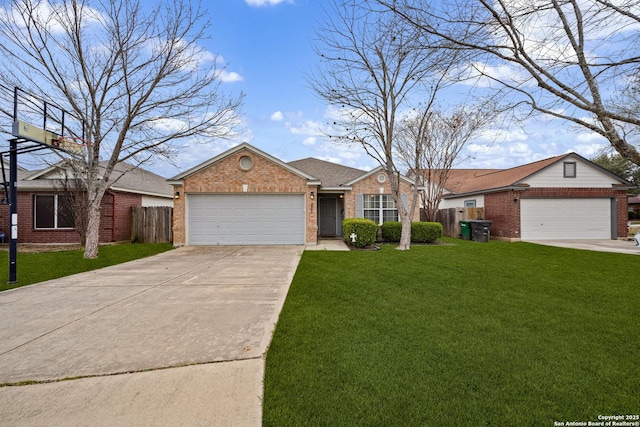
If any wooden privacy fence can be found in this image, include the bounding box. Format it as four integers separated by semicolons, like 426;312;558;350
131;206;173;243
435;207;485;238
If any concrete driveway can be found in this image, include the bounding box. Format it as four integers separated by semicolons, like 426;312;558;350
524;239;640;255
0;245;303;426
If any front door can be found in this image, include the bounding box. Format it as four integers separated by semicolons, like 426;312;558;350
319;197;338;237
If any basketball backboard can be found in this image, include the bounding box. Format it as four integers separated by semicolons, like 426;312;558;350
1;85;86;155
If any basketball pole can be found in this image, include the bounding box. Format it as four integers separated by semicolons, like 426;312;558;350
8;138;17;283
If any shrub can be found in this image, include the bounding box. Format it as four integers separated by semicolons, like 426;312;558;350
381;221;402;242
380;221;443;243
342;218;378;248
411;222;443;243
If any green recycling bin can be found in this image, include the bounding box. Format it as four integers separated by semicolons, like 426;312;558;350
459;221;472;240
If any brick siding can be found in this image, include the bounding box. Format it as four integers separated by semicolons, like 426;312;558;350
485;187;629;240
345;174;420;222
172;148;318;246
0;190;142;244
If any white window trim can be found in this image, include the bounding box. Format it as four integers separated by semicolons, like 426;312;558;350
363;194;398;225
34;194;74;230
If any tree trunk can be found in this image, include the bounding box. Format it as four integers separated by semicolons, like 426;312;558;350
83;187;104;259
397;216;412;250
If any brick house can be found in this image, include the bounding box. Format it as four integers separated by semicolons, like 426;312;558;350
168;143;419;246
435;153;634;241
0;161;173;244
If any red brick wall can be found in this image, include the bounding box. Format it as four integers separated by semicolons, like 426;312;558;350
0;191;142;244
485;188;629;240
109;191;143;241
484;190;521;239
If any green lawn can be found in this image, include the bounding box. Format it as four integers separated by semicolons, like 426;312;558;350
0;243;174;292
263;239;639;426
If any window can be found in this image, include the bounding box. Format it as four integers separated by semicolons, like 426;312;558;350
34;195;75;229
238;155;253;171
363;194;398;225
564;161;577;178
464;200;476;208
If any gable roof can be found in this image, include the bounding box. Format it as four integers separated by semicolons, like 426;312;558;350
168;142;320;184
437;152;635;197
344;164;419;187
18;161;173;197
287;157;366;189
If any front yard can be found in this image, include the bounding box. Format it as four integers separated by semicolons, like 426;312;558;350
0;243;173;292
263;239;639;426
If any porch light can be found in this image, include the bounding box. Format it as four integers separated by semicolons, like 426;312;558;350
174;191;180;199
310;191;315;199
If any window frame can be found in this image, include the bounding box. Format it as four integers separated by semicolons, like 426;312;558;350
563;161;577;178
363;194;398;225
33;194;75;230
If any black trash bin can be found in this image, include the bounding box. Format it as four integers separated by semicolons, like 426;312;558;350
469;220;492;242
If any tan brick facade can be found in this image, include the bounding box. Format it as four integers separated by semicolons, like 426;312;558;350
172;147;318;246
344;172;420;222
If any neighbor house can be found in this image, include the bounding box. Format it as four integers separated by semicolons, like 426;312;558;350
168;143;420;246
0;160;173;244
435;153;634;240
628;195;640;220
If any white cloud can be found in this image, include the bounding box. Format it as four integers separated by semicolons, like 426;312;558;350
302;137;316;145
271;111;284;121
575;132;606;144
477;127;529;144
217;70;244;83
571;142;606;158
245;0;294;6
288;120;325;136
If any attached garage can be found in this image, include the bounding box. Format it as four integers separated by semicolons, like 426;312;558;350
187;194;305;245
520;198;614;240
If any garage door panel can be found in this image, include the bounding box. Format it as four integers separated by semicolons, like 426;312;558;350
521;198;611;240
187;194;305;245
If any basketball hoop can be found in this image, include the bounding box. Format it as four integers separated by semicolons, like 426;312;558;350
53;135;93;155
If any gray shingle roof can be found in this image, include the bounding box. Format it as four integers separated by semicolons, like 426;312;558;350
17;160;172;197
288;158;366;188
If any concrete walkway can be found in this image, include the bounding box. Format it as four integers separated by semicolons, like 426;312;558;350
524;239;640;255
0;245;303;426
306;239;350;251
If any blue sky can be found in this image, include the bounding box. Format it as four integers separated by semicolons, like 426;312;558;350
148;0;612;177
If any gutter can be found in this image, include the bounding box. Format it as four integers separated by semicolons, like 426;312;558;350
442;185;529;199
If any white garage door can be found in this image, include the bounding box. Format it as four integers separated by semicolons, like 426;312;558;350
521;198;612;240
187;194;305;245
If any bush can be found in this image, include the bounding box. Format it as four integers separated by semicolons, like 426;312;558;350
379;221;443;243
342;218;378;248
381;221;402;242
411;222;443;243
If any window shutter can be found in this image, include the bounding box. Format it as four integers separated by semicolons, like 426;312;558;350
356;194;363;218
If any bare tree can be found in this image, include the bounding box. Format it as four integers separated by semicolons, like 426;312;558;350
310;0;457;250
397;103;497;222
54;159;90;245
380;0;640;166
0;0;243;258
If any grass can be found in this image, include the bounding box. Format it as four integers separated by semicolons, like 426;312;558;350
0;243;174;292
263;239;640;426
